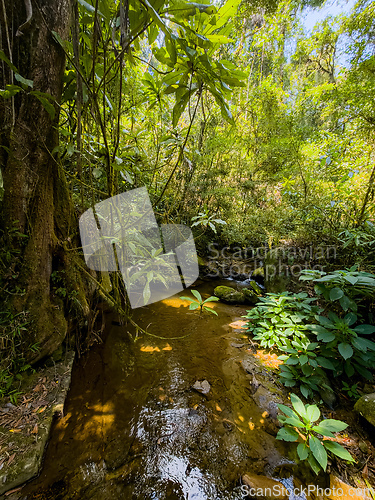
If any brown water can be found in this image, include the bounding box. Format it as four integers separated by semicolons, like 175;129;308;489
21;280;288;499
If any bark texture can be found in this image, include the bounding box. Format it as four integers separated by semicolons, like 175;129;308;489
0;0;89;361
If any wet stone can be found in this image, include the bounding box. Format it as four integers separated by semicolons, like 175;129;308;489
192;380;211;395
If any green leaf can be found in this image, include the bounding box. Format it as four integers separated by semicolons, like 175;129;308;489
189;302;199;310
317;331;336;342
202;296;220;303
180;296;193;302
300;384;310;399
276;427;299;442
314;419;348;433
277;404;298;420
0;85;22;99
354;324;375;335
312;425;334;438
330;288;344;301
77;0;105;17
307;453;321;475
172;91;190;127
191;290;202;302
339;295;356;311
203;306;218;316
316;356;335;370
297;442;309;460
0;50;18;72
324;441;354;462
30;92;55;119
299;355;308;366
343;275;359;285
51;30;66;48
290;393;307;420
353;337;375;352
204;0;241;35
309;435;327;471
306;405;320;423
283;417;305;428
338;343;353;360
14;73;33;88
142;0;171;39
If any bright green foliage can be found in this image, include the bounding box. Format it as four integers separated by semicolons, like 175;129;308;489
300;267;375;312
308;311;375;379
180;289;219;315
278;339;331;399
244;269;375;397
277;394;355;474
191;211;227;234
244;292;320;349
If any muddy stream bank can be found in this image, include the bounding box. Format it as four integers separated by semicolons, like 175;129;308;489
19;280;293;499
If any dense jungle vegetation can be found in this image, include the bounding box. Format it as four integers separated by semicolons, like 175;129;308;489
1;0;375;405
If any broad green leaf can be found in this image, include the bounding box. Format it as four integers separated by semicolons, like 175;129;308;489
172;91;190;127
343;312;357;326
307;453;321;475
283;417;305;428
180;296;193;302
300;385;310;399
204;306;218;316
338;343;353;360
276;427;299;442
0;50;18;72
330;287;344;301
354;324;375;335
324;441;354;462
202;296;219;303
31;93;55;119
0;85;22;98
316;356;335;370
299;355;308;366
290;393;307;420
51;30;65;48
207;34;233;44
352;337;375;352
14;73;33;88
317;331;336;342
191;290;202;302
78;0;105;17
339;295;356;311
142;0;171;38
312;425;334;438
189;302;199;310
306;404;320;423
297;442;309;460
343;275;359;285
277;404;298;419
314;419;348;433
309;435;327;471
204;0;241;34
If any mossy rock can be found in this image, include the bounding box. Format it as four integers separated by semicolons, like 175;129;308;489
214;286;246;304
354;393;375;426
242;288;259;305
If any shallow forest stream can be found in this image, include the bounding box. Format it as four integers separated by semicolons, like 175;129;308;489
20;280;293;499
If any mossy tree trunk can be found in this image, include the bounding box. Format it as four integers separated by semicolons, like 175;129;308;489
0;0;89;361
